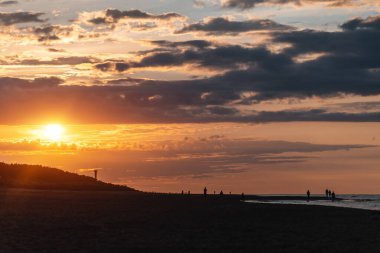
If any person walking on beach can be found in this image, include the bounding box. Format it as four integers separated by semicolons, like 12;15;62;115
325;189;329;198
241;192;245;200
220;190;224;196
328;190;332;198
204;187;207;197
307;190;310;202
332;191;336;202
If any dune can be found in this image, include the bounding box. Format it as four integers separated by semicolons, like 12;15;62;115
0;162;134;191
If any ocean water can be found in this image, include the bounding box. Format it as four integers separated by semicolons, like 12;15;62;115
246;195;380;211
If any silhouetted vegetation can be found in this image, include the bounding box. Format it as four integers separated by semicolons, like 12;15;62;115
0;163;135;191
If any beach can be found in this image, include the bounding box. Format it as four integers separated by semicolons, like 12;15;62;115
1;189;379;252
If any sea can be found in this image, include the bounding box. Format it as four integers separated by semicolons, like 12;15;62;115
246;195;380;211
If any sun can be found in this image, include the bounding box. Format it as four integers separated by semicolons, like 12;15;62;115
42;124;65;142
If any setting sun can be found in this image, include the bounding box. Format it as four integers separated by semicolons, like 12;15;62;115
42;124;65;142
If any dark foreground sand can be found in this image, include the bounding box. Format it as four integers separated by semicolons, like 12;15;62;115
1;189;379;253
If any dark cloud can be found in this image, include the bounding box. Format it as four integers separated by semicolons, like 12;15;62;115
48;48;66;53
221;0;353;9
94;44;292;72
273;30;380;71
193;0;207;8
106;77;147;86
0;76;379;124
207;106;239;115
88;9;183;25
0;77;63;89
329;101;380;112
177;17;293;35
150;107;380;123
94;62;113;71
0;1;18;6
33;25;73;42
207;15;380;101
149;40;214;49
87;17;107;25
2;56;98;65
0;12;46;25
242;110;380;123
115;62;130;72
129;22;157;30
105;9;182;20
94;61;130;72
22;56;97;65
340;15;380;31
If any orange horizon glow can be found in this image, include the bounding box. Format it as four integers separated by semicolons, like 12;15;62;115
0;122;379;194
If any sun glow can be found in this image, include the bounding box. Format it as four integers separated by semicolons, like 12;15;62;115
42;124;65;142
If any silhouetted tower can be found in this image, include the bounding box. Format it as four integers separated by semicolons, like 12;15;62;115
94;169;98;180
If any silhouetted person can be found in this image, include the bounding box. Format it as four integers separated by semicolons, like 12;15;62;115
307;190;310;202
204;187;207;197
328;190;332;197
325;189;329;198
241;192;245;200
188;190;190;195
181;190;184;195
220;190;224;196
332;192;336;202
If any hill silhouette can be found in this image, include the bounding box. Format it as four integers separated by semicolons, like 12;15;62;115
0;163;135;191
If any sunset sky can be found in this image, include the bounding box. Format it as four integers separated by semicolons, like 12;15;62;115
0;0;379;193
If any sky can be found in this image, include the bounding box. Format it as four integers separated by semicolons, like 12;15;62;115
0;0;379;194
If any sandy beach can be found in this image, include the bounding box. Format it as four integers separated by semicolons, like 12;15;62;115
1;189;379;252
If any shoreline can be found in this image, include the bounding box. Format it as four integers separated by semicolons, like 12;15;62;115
245;199;380;212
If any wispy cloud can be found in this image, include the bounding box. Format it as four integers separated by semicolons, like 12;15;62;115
176;17;293;35
221;0;355;9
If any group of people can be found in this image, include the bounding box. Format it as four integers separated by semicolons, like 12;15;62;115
181;188;235;197
183;187;337;202
325;189;336;201
201;187;245;199
181;190;191;195
203;187;227;197
306;189;336;202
